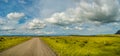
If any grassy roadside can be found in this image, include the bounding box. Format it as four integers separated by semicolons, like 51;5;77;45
0;36;31;52
41;36;120;56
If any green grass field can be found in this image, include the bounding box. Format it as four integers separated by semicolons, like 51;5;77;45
41;36;120;56
0;36;31;52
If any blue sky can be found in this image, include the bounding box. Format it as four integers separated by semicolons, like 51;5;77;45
0;0;120;35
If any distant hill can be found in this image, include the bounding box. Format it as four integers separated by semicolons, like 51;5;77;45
116;30;120;34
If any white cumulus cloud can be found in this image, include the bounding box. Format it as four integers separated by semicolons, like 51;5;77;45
24;18;46;30
0;26;15;31
0;18;6;25
46;0;120;26
7;12;25;20
74;26;83;30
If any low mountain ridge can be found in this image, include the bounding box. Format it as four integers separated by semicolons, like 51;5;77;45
116;30;120;34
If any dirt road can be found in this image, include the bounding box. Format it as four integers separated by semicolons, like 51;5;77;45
0;38;56;56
